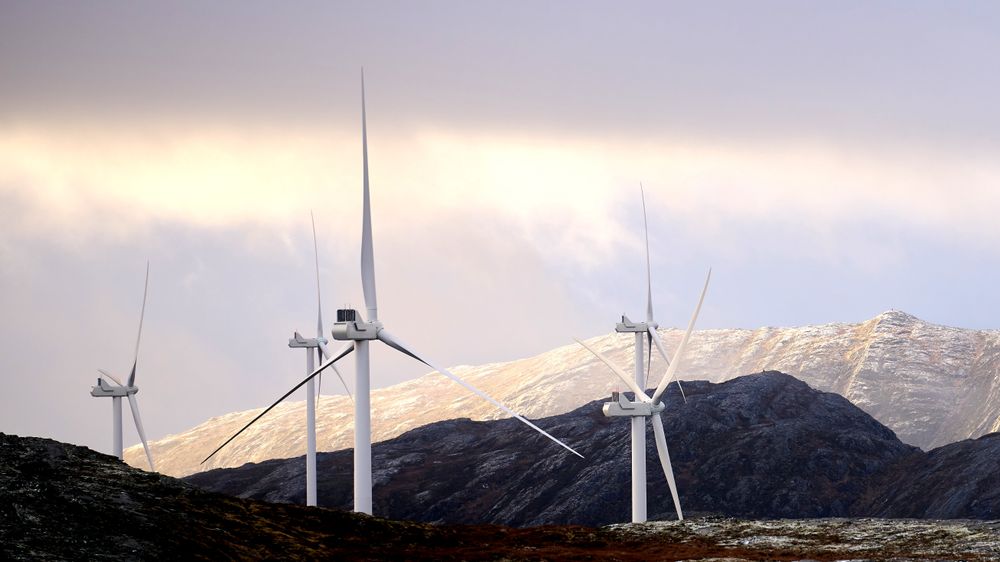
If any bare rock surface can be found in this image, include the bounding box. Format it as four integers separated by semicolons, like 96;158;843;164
610;517;1000;560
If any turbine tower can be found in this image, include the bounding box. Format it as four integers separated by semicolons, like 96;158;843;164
90;262;156;471
287;212;353;507
576;188;710;523
203;73;583;514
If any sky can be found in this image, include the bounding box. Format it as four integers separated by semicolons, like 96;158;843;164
3;1;1000;456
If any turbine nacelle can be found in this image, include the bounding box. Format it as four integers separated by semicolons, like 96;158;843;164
603;391;664;417
90;378;136;398
616;316;657;333
288;331;328;349
331;308;381;341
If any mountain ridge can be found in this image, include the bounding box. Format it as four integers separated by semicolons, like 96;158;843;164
185;371;922;526
129;310;1000;477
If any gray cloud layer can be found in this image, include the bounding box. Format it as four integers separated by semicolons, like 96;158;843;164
4;1;1000;145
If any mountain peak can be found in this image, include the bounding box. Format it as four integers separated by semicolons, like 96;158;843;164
875;308;923;322
873;309;923;324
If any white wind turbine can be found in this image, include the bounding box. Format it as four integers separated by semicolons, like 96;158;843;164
203;73;583;514
575;188;710;523
90;262;156;471
287;211;353;507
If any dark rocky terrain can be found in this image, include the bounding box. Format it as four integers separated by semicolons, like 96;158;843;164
4;432;1000;561
861;432;1000;519
186;371;921;525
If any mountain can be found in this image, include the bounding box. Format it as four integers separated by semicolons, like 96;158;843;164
185;372;917;526
3;431;997;561
862;432;1000;519
129;310;1000;477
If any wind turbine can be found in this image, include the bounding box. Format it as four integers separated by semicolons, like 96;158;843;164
287;211;353;507
203;73;583;514
90;262;156;471
575;188;710;523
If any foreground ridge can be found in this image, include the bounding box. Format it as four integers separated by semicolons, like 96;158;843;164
3;432;999;561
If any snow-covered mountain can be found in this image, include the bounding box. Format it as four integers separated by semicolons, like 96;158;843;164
128;310;1000;477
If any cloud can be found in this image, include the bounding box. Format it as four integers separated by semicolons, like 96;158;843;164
4;124;1000;269
6;119;1000;456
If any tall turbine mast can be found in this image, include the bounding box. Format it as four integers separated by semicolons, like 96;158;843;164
204;74;583;516
91;262;156;472
287;211;353;507
575;186;709;522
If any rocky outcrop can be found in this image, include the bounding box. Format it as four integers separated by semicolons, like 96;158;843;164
0;433;346;560
861;432;1000;519
129;311;1000;477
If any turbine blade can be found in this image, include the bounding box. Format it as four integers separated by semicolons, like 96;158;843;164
640;183;653;323
311;210;323;338
646;330;652;388
128;262;149;387
651;413;684;521
309;346;324;409
126;393;155;472
574;338;651;403
652;269;711;404
647;327;672;368
200;344;354;464
97;369;124;387
648;327;687;403
379;329;584;459
360;71;378;322
318;340;353;402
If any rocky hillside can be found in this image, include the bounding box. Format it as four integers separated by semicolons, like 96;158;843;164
185;372;917;526
130;310;1000;477
2;433;351;560
862;433;1000;519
